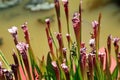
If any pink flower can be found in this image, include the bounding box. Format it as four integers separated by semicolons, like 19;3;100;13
92;21;98;39
113;37;120;55
62;48;67;58
8;26;18;45
61;63;68;71
72;12;80;30
16;42;29;54
89;39;95;45
80;42;86;53
52;61;57;68
8;26;18;34
61;62;70;80
92;21;98;29
113;37;120;47
51;61;60;80
62;0;68;3
62;0;68;12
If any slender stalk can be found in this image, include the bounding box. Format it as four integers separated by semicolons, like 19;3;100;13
45;19;57;50
54;0;62;33
107;35;112;68
79;0;82;51
97;13;101;50
12;53;22;80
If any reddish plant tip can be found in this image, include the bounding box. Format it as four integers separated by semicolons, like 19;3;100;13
21;22;30;44
62;0;68;6
89;39;95;47
107;35;112;44
66;34;70;42
45;18;50;29
54;0;60;9
21;22;28;32
56;33;62;41
54;0;59;3
55;32;64;49
45;18;50;25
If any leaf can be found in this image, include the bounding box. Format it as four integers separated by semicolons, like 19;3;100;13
46;53;56;80
0;50;11;70
38;56;46;75
74;66;82;80
112;66;118;80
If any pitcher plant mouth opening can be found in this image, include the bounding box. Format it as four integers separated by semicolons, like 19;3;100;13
0;0;120;80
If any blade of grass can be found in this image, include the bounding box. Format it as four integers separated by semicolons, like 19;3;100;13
0;50;11;70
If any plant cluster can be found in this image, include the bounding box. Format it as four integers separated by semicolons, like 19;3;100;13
0;0;120;80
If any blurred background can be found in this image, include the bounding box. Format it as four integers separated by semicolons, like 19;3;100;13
0;0;120;64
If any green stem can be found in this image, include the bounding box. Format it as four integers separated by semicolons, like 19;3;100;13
0;50;11;70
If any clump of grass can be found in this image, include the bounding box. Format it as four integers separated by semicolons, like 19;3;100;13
0;0;120;80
